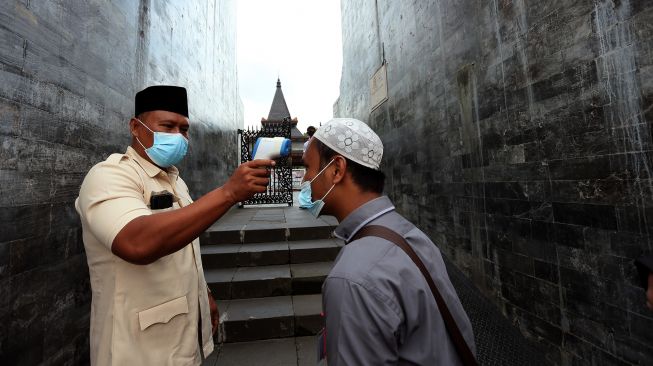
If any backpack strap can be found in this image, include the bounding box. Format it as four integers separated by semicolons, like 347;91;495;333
352;225;478;366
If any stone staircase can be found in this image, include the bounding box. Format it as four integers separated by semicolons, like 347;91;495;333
199;205;551;366
200;206;341;365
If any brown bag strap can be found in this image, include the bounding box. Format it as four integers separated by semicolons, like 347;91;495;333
352;225;478;366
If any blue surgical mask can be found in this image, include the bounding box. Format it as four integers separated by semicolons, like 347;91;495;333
299;159;336;217
135;119;188;168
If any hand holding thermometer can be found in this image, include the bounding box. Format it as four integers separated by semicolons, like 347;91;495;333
251;137;292;160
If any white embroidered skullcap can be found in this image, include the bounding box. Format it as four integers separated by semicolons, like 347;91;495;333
313;118;383;170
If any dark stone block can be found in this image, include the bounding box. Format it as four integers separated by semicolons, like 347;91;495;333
514;238;558;264
563;333;630;366
0;204;52;243
496;249;533;275
615;205;649;233
553;202;617;230
0;242;8;279
610;231;649;258
485;197;532;217
613;333;653;366
531;220;554;242
533;260;559;284
553;223;585;249
559;267;595;298
567;311;614;351
548;155;612;180
628;312;653;347
521;310;563;346
483;182;529;200
610;151;653;180
42;304;89;365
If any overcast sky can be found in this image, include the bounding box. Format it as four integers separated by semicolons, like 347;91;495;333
237;0;342;133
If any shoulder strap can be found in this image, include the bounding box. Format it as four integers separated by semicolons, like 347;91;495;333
352;225;478;366
106;152;150;205
105;153;126;165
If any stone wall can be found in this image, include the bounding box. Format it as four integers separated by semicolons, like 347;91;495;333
335;0;653;364
0;0;240;364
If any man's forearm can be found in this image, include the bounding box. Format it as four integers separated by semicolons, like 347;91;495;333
112;186;236;264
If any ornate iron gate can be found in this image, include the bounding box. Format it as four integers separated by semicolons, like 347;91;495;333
237;118;293;207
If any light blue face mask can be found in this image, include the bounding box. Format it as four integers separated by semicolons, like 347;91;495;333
135;119;188;168
299;159;336;217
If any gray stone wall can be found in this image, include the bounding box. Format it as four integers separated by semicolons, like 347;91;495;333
0;0;240;364
335;0;653;364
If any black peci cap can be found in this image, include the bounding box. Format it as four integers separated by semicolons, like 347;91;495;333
135;85;189;117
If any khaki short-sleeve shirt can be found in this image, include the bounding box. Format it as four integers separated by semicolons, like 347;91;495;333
75;146;213;366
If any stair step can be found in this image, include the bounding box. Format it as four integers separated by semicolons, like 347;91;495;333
201;224;337;245
201;239;342;268
289;239;343;264
206;262;334;300
203;336;318;366
218;295;323;343
290;261;334;295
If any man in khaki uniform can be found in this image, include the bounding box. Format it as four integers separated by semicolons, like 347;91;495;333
75;86;274;365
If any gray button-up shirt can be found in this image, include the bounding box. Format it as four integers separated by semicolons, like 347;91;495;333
323;196;476;365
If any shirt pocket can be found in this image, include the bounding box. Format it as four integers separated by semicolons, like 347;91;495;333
138;295;189;331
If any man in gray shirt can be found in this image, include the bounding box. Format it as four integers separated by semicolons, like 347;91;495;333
300;118;476;365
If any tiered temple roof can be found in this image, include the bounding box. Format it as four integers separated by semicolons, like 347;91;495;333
261;79;308;162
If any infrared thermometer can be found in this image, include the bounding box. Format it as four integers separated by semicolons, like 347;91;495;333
251;137;292;160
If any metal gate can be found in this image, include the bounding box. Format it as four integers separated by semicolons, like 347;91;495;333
237;118;293;207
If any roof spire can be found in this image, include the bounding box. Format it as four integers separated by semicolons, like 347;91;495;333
267;78;291;121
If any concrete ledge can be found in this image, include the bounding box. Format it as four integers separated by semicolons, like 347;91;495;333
211;338;298;366
205;336;319;366
289;239;341;264
242;228;287;243
223;317;294;343
219;296;294;343
202;240;340;270
201;230;242;245
287;226;335;241
291;262;333;295
237;242;290;266
207;262;334;300
293;294;323;336
201;244;241;268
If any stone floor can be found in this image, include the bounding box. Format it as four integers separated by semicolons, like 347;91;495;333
203;336;319;366
206;191;338;233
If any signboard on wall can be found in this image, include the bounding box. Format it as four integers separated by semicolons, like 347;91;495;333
370;63;388;111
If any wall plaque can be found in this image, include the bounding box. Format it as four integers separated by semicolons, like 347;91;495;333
370;63;388;111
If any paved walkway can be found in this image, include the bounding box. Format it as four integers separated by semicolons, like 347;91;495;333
206;192;338;233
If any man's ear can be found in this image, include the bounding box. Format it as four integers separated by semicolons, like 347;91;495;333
332;155;347;184
129;118;139;137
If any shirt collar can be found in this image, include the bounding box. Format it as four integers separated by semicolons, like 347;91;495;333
125;146;179;179
334;196;395;243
